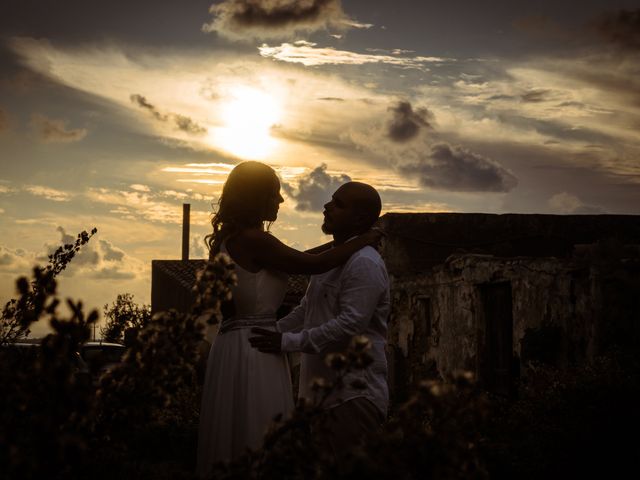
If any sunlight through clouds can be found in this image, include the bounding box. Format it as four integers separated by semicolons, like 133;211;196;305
259;41;452;68
2;0;639;329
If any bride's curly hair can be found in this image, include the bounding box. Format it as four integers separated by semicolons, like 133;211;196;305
205;161;279;257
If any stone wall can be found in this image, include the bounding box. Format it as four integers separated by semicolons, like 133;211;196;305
386;246;640;399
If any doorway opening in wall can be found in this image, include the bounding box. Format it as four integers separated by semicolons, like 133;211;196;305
478;281;517;397
414;295;433;348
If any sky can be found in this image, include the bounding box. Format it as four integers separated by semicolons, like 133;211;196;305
1;0;639;336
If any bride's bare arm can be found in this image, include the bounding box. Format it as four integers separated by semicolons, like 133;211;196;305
236;230;381;275
304;241;333;254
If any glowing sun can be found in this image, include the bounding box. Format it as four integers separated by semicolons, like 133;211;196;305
214;86;282;159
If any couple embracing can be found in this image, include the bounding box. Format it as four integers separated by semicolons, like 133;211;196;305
197;161;390;477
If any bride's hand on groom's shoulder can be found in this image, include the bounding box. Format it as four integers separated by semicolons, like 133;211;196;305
362;226;385;249
249;327;282;353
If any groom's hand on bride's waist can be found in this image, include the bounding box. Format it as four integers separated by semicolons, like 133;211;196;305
249;328;282;353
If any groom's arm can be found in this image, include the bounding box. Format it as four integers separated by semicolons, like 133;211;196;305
276;294;308;334
280;257;386;354
249;295;307;353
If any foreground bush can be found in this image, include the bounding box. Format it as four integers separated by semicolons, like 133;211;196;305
4;229;636;479
481;349;640;479
0;231;234;480
205;338;488;480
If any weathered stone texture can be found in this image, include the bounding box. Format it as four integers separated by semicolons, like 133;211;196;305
387;246;640;397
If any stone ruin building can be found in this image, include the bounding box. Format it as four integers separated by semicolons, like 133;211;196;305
380;213;640;400
151;210;640;399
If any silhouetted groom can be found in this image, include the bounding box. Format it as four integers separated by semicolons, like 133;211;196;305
250;181;390;456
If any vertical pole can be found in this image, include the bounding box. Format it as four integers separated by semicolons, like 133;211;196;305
182;203;190;261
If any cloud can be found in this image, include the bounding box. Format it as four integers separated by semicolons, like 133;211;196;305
0;184;17;195
387;101;433;142
203;0;359;40
520;89;550;103
40;227;100;267
130;93;206;135
259;41;450;68
190;235;208;259
86;185;210;225
344;20;373;29
0;245;33;273
595;9;640;51
0;227;143;285
130;93;168;121
99;239;125;262
398;143;518;193
24;185;72;202
282;163;351;211
548;192;606;214
174;114;207;135
0;246;17;266
30;114;87;143
366;48;415;55
130;184;151;192
38;227;141;280
90;267;136;280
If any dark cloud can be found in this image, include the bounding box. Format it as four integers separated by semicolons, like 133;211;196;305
130;94;168;121
0;0;214;47
30;114;87;143
387;101;433;143
487;94;516;101
317;97;345;101
398;143;518;192
174;114;207;135
203;0;353;40
595;9;640;51
99;239;125;262
520;89;550;103
282;163;351;211
0;46;38;92
130;94;206;135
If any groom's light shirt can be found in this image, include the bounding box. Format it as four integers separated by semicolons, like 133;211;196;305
277;245;390;416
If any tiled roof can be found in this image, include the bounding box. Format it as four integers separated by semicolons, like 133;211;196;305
152;259;307;297
153;260;206;290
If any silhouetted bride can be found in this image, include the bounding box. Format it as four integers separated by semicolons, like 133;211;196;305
197;161;380;476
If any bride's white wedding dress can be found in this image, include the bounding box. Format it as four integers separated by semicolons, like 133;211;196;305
197;243;294;477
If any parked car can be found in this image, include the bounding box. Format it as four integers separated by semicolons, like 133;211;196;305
79;341;125;378
1;339;125;383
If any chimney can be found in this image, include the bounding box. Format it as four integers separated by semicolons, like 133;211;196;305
182;203;190;261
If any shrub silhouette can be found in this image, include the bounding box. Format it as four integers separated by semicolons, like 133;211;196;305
100;293;151;345
8;229;640;480
0;234;235;480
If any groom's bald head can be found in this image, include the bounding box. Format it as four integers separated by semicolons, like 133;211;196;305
322;182;382;238
341;182;381;229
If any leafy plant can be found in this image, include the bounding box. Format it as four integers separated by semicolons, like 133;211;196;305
100;293;151;345
0;228;97;345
